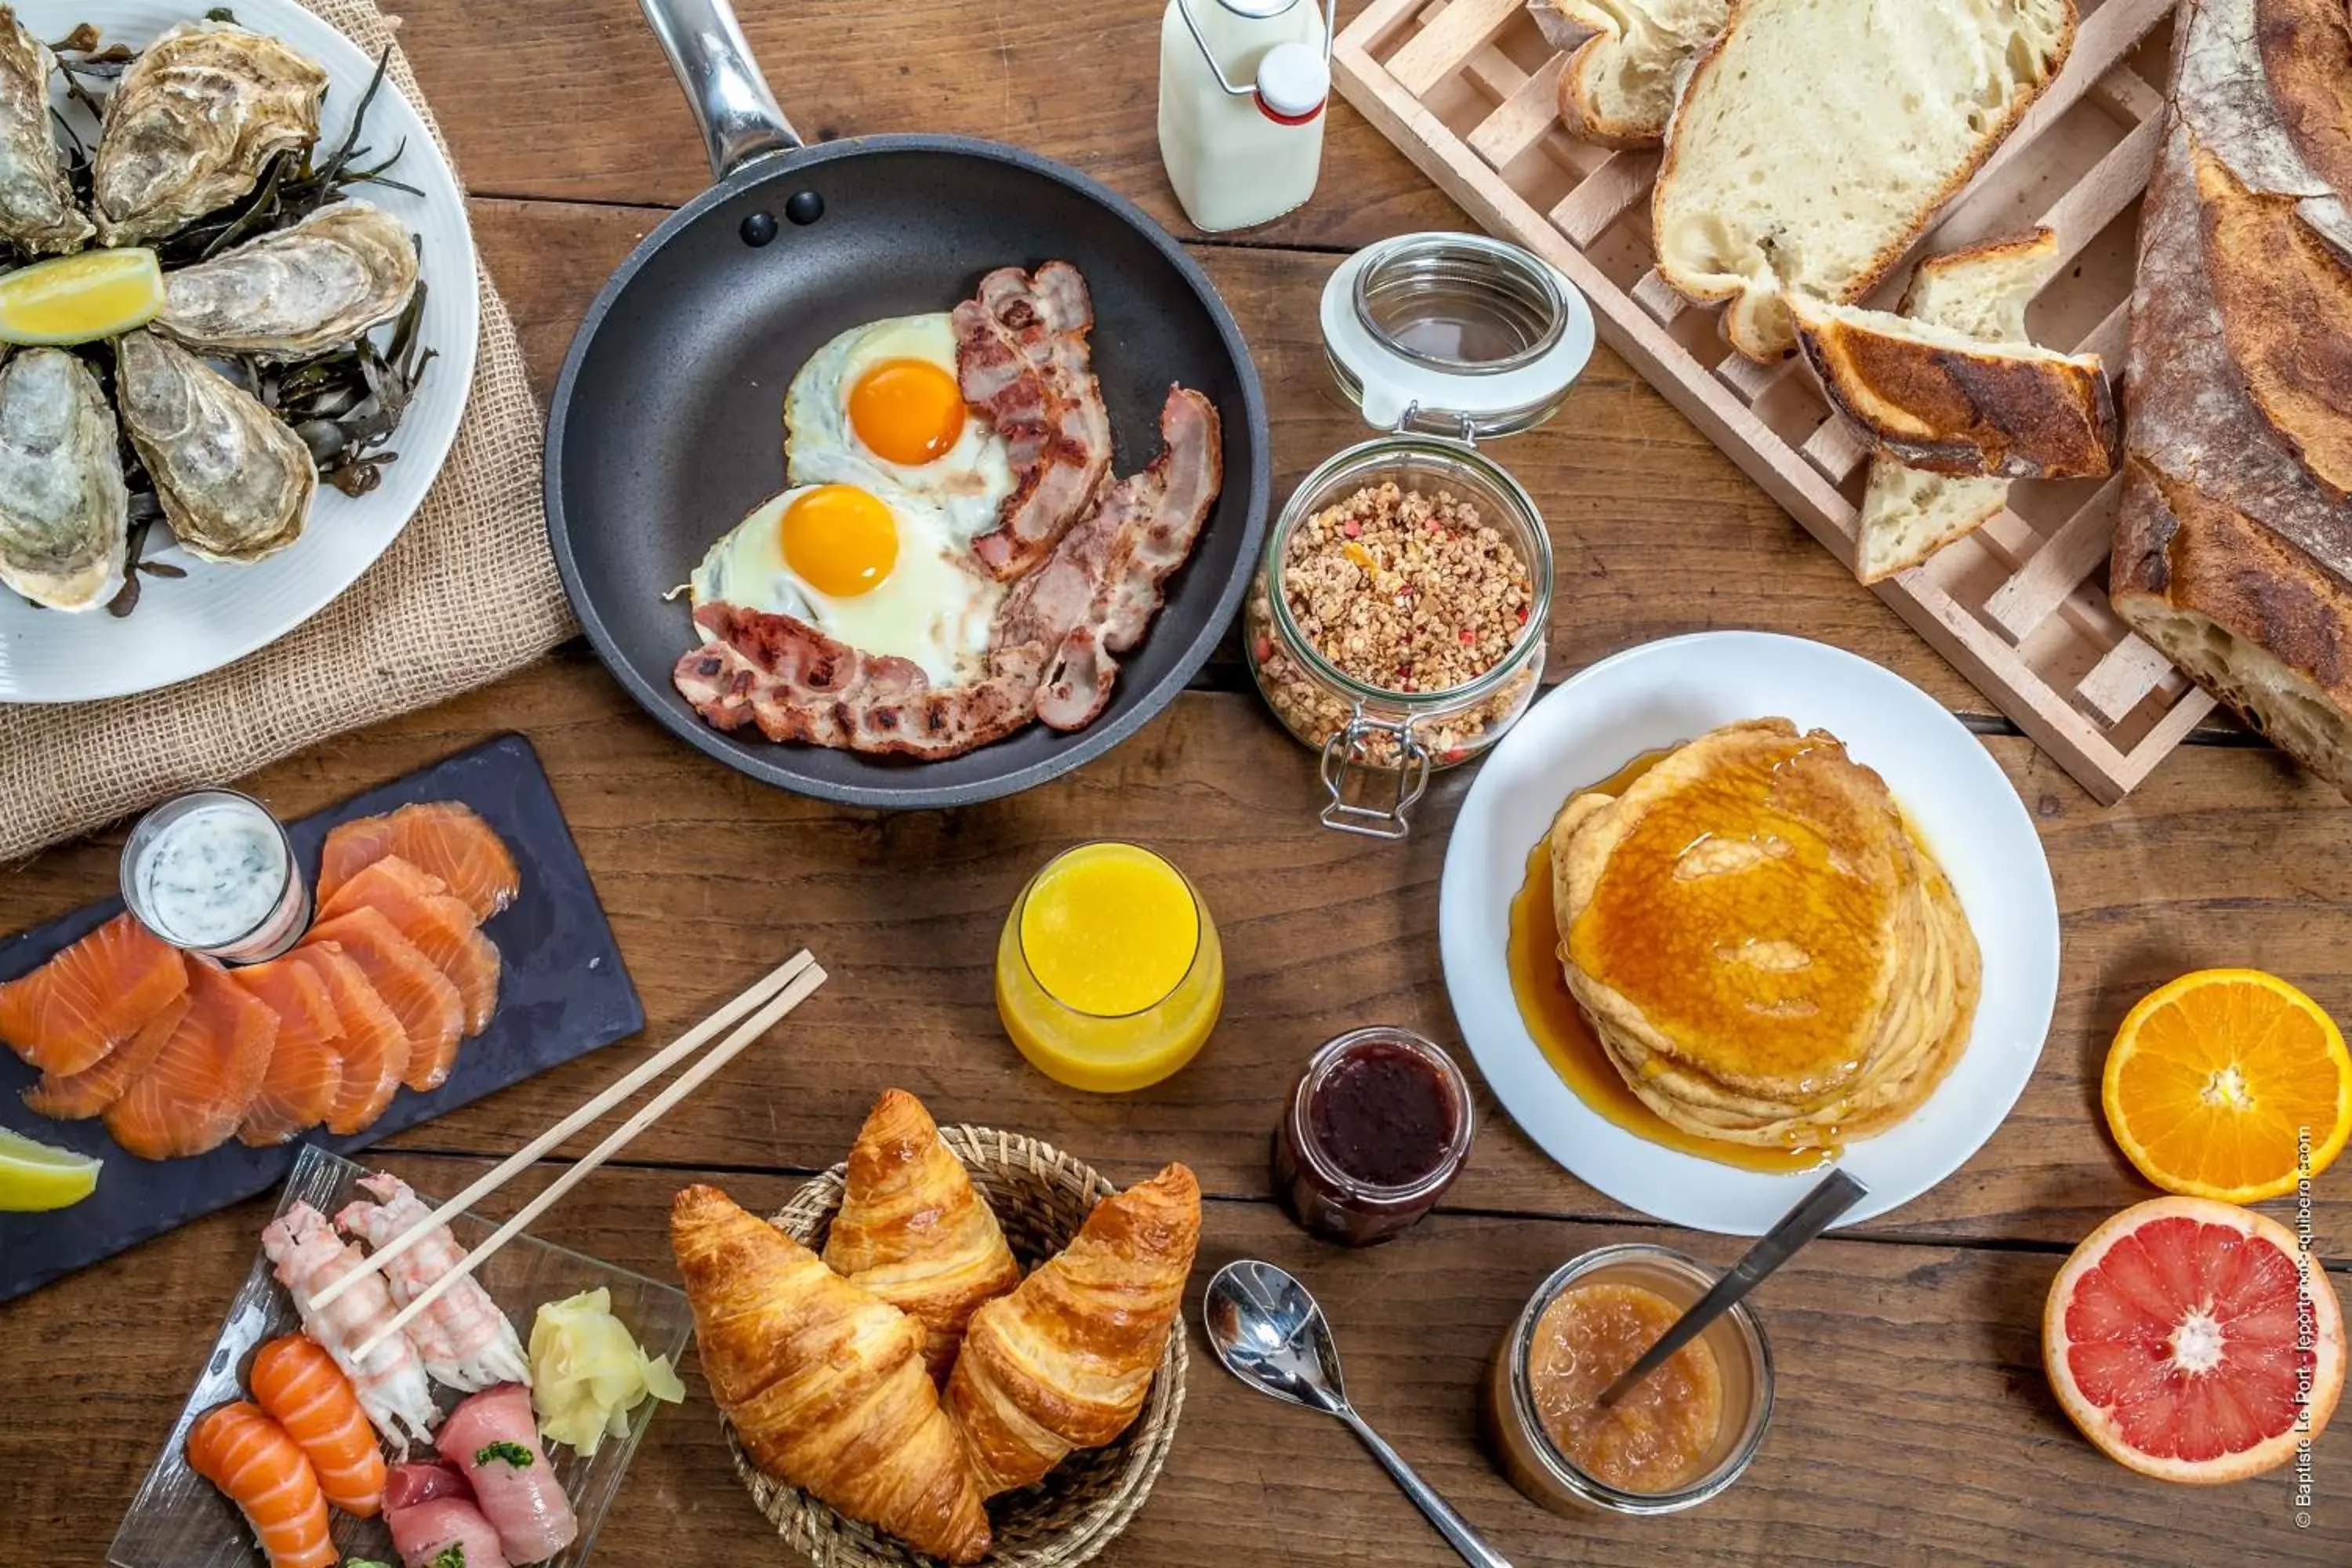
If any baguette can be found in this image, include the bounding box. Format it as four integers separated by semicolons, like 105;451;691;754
1855;230;2063;583
1652;0;2076;361
1791;295;2117;480
1526;0;1728;149
2111;0;2352;798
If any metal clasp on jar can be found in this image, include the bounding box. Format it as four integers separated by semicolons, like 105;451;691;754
1318;710;1432;838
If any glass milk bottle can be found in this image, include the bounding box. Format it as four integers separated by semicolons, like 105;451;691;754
1158;0;1334;231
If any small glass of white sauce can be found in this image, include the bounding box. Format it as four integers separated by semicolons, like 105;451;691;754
120;789;309;964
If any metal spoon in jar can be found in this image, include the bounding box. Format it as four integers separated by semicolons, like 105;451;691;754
1205;1259;1515;1568
1595;1167;1867;1409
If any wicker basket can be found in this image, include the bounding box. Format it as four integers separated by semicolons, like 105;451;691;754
726;1123;1189;1568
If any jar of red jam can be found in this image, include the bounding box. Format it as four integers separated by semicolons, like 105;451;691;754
1272;1025;1475;1244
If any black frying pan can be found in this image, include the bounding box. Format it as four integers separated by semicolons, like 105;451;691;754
544;0;1271;810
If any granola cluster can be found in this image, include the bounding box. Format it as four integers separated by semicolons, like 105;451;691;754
1247;481;1537;764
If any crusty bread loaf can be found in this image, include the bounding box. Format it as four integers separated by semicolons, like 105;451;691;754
1526;0;1728;149
1652;0;2076;361
1854;230;2063;583
2111;0;2352;800
1791;295;2117;479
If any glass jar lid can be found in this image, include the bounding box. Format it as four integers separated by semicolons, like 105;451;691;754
1323;232;1594;437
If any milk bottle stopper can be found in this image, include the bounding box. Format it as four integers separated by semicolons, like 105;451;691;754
1255;42;1329;124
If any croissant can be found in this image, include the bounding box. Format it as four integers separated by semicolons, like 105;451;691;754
823;1088;1023;1381
669;1184;992;1564
946;1162;1202;1497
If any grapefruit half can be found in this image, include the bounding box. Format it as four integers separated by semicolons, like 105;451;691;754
2045;1196;2343;1483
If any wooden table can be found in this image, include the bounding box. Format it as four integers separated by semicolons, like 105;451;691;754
5;2;2348;1563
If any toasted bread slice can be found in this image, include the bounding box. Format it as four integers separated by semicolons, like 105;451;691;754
1793;294;2116;480
1527;0;1729;149
1855;228;2062;583
1652;0;2075;361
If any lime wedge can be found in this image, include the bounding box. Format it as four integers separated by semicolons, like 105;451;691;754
0;1126;102;1210
0;248;165;346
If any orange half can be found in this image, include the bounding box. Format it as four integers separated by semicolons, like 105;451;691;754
2102;968;2352;1203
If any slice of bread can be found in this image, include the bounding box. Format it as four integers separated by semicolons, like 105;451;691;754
1855;229;2061;583
1793;294;2118;479
1652;0;2076;361
1527;0;1730;149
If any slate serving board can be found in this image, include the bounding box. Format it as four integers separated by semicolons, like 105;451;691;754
0;733;644;1302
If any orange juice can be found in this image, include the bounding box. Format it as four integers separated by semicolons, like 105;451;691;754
995;842;1223;1091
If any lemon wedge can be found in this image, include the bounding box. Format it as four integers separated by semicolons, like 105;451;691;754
0;1127;102;1210
0;248;165;346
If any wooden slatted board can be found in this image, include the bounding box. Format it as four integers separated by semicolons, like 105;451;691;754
1334;0;2209;803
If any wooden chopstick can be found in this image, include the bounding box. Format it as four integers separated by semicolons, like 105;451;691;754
311;950;817;1312
351;956;828;1362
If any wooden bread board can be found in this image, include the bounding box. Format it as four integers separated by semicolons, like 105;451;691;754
1334;0;2208;803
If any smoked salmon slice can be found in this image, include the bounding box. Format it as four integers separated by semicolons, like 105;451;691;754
317;857;502;1036
0;912;189;1077
230;958;347;1148
105;959;278;1160
302;907;464;1094
21;991;191;1120
317;802;521;923
290;944;410;1134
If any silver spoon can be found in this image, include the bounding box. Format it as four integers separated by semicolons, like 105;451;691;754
1596;1167;1867;1408
1205;1259;1514;1568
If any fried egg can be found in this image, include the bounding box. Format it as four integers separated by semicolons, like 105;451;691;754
689;482;1004;684
783;314;1015;539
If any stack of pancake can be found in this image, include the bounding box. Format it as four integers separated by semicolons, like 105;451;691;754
1548;718;1980;1151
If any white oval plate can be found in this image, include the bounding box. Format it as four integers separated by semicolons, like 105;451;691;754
0;0;478;702
1438;632;2060;1233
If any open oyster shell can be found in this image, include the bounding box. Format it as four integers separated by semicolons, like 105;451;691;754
93;20;327;248
0;9;94;254
116;328;316;564
0;347;130;611
156;200;418;361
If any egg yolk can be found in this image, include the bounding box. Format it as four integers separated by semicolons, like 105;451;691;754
849;357;967;465
781;485;898;597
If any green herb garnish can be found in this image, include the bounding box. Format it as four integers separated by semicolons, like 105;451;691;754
475;1439;533;1468
430;1546;466;1568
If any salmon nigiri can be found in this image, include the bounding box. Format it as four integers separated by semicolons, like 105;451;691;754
186;1401;337;1568
289;944;411;1134
249;1334;387;1518
318;802;521;923
318;857;501;1037
0;912;188;1076
303;907;463;1094
231;959;347;1148
21;990;189;1120
105;959;277;1160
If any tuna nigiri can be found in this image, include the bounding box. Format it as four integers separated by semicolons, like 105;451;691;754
185;1401;337;1568
302;907;463;1093
318;802;521;923
263;1201;439;1455
104;958;278;1160
436;1383;577;1563
290;943;410;1134
318;857;501;1037
0;912;187;1076
385;1462;511;1568
230;959;347;1148
249;1334;387;1518
336;1171;531;1392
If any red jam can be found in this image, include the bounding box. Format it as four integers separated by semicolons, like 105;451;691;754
1274;1026;1474;1245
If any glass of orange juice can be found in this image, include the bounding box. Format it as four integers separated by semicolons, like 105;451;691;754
994;841;1225;1091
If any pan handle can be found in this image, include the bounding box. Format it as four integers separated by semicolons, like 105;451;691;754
639;0;804;179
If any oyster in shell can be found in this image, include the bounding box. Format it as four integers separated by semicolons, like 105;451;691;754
156;201;419;361
0;347;130;611
93;21;327;247
116;328;316;563
0;10;94;254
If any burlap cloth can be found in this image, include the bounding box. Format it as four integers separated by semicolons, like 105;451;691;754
0;0;575;862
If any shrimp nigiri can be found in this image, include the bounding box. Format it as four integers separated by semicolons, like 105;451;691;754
249;1334;387;1517
336;1171;530;1392
185;1401;337;1568
263;1201;438;1454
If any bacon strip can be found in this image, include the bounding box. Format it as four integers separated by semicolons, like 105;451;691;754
956;263;1113;580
